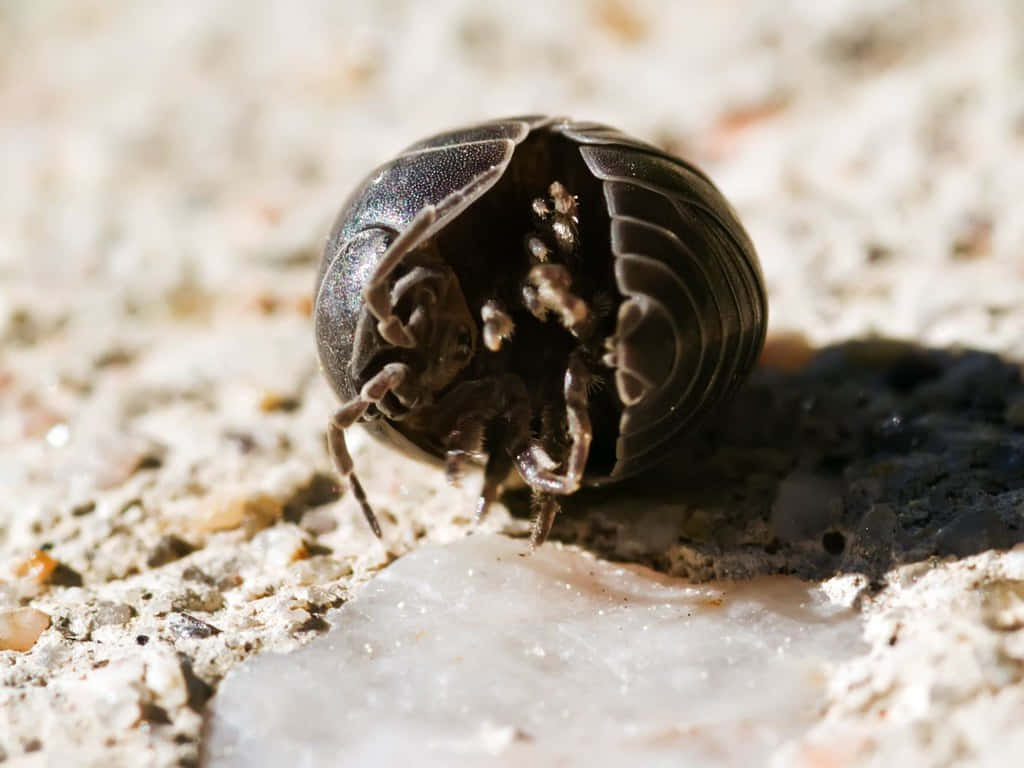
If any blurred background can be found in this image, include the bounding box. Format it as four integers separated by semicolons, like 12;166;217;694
3;0;1024;582
1;1;1023;763
3;0;1022;358
3;0;1024;576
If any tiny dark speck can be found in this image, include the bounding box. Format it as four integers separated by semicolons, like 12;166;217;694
140;702;172;725
822;530;846;555
136;634;150;646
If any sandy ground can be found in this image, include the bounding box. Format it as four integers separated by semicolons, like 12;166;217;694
1;1;1023;765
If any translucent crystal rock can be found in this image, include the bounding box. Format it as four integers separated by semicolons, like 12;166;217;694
205;534;864;767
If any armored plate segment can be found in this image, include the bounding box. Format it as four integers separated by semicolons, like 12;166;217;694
315;116;766;482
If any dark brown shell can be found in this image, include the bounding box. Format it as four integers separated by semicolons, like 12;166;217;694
315;116;767;484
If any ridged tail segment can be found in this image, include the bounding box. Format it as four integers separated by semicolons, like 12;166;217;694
575;134;767;479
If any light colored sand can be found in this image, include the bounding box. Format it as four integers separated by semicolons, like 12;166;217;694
1;1;1022;765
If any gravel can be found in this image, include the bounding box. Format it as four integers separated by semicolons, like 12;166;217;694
1;1;1022;765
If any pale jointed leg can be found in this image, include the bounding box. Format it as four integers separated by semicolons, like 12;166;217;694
327;362;410;537
363;164;504;348
529;491;559;549
512;350;593;497
532;181;579;257
475;447;514;523
480;300;515;352
433;375;538;524
428;378;509;486
362;207;439;348
526;263;593;338
444;418;487;487
520;180;594;339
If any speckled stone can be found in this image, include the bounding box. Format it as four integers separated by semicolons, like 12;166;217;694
205;535;865;768
1;0;1023;765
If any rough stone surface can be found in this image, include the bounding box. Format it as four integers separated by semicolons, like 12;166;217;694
1;0;1022;766
531;340;1024;583
205;535;866;767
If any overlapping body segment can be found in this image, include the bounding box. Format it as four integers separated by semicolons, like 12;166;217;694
570;131;766;477
314;116;767;543
316;118;540;401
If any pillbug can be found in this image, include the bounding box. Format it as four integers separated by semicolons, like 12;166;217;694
315;116;767;545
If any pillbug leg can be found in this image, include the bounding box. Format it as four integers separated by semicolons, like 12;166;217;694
328;404;379;537
521;235;551;321
444;420;487;487
475;447;513;522
327;362;410;537
429;379;506;485
531;181;579;257
512;350;593;495
363;205;439;348
521;283;546;321
389;265;451;346
521;181;592;334
559;351;593;487
363;163;506;350
546;181;579;257
529;491;559;549
480;300;515;352
526;264;594;338
512;444;561;484
549;180;578;217
548;351;593;492
434;375;527;520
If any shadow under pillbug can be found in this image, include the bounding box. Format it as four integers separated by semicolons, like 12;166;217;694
314;116;768;546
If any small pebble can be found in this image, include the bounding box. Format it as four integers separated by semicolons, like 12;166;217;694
291;557;353;586
0;608;51;651
193;490;281;534
181;565;215;584
259;391;300;413
298;506;338;536
255;527;314;569
13;550;58;584
981;580;1024;631
147;535;196;568
94;601;135;627
950;212;993;260
170;612;222;640
171;588;225;613
145;652;190;708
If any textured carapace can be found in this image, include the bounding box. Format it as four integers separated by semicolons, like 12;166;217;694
315;116;767;545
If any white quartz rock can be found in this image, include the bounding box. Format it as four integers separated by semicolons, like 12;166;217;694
205;535;865;767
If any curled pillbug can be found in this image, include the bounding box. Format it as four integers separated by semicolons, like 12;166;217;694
315;116;767;546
